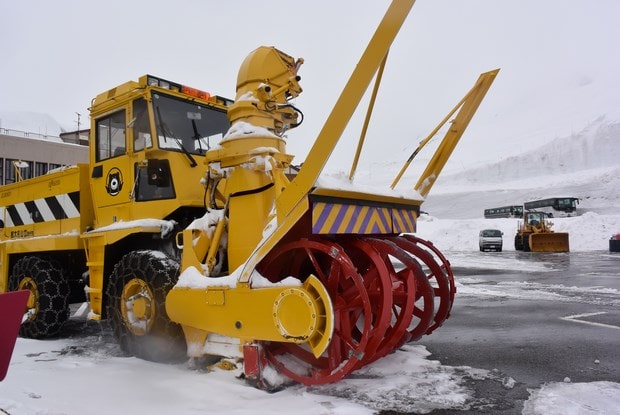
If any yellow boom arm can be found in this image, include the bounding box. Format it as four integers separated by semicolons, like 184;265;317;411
239;0;417;282
399;69;500;197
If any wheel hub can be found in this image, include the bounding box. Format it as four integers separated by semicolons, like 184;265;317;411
121;278;155;336
273;288;317;339
18;276;39;321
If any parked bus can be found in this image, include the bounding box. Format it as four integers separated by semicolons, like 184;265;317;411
484;205;523;219
523;197;579;217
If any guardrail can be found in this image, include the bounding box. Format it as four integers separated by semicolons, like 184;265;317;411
0;127;61;141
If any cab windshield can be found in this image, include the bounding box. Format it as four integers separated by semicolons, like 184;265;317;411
152;92;230;155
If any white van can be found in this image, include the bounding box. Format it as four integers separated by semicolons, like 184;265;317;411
479;229;503;252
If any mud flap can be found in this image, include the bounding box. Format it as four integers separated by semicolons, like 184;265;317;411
0;290;29;381
529;233;570;252
243;343;274;390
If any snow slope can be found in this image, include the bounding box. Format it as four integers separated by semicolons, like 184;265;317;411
423;117;620;219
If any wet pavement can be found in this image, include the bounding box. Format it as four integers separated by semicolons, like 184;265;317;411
415;251;620;414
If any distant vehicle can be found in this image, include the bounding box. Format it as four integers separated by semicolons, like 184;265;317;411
479;229;503;252
523;197;579;217
484;205;523;219
610;233;620;253
514;211;569;252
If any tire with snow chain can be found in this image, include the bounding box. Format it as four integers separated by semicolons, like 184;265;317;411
9;256;70;338
106;250;187;363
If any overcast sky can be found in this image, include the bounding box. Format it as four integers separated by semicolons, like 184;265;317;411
1;0;619;175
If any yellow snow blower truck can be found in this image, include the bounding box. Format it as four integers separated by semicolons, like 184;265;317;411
514;211;570;252
0;0;499;388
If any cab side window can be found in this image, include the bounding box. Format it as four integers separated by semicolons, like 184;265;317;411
132;99;152;152
96;110;126;161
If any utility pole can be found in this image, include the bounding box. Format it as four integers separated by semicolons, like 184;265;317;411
75;112;81;143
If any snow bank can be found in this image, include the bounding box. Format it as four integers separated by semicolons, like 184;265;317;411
523;381;620;415
415;212;620;252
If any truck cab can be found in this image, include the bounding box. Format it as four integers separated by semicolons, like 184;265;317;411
88;75;232;230
479;228;503;252
0;74;234;335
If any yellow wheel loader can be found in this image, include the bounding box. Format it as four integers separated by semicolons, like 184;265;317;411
0;0;500;388
514;211;570;252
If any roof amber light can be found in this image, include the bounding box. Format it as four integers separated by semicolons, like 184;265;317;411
146;75;211;100
182;85;211;100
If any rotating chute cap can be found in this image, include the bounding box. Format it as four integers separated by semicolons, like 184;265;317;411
227;47;303;134
235;46;302;100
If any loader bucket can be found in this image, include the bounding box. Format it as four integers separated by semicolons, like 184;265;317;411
529;233;570;252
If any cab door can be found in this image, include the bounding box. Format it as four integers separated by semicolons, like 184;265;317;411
90;108;133;225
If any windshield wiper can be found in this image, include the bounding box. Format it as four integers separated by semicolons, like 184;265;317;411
191;119;209;153
155;106;197;167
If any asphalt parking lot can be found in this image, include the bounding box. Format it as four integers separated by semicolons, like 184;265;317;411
416;251;620;414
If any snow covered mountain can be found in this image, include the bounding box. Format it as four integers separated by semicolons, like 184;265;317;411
423;116;620;219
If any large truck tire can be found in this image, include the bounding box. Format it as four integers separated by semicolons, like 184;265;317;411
9;256;70;338
514;234;523;251
106;250;187;363
522;233;532;252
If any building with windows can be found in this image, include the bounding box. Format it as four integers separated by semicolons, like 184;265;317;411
0;128;88;185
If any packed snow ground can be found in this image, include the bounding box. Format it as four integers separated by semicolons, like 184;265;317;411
3;335;618;415
1;120;619;414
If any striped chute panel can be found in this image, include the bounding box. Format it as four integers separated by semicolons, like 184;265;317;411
391;207;417;233
4;191;80;228
312;201;396;235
